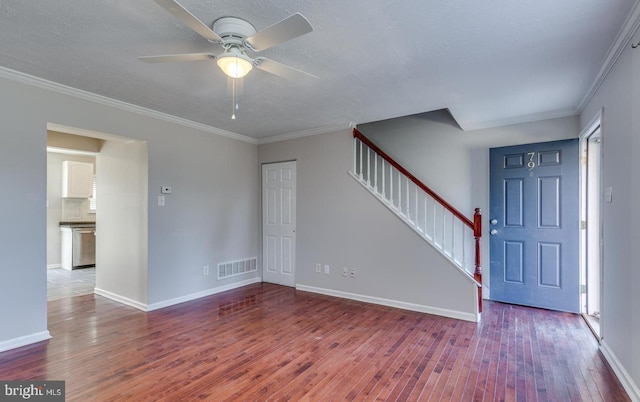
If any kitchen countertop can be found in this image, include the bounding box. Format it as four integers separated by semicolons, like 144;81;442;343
59;221;96;228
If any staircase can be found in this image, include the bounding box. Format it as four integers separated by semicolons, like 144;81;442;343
350;128;483;311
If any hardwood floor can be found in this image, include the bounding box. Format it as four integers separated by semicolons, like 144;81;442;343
0;283;630;401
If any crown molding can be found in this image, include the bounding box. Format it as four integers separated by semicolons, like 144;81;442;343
457;108;579;132
0;66;257;145
578;0;640;111
257;123;352;145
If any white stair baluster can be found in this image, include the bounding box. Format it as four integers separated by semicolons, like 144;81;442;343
406;178;410;221
366;147;371;187
451;215;456;261
374;153;378;192
358;140;363;181
398;171;402;212
433;201;437;247
463;223;467;269
415;185;419;229
424;197;429;238
382;159;386;199
389;165;393;206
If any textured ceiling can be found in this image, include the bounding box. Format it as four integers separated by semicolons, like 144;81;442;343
0;1;636;139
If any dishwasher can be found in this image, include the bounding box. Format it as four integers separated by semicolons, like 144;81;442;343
72;227;96;268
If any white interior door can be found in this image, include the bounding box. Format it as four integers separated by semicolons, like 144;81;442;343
262;161;296;287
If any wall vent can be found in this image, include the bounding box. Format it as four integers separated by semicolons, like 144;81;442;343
218;257;257;279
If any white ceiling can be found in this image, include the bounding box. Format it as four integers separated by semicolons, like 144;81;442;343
0;1;637;139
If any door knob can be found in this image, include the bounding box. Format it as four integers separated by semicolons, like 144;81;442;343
490;229;498;235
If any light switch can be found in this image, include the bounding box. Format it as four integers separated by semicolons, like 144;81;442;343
604;187;613;203
158;195;165;206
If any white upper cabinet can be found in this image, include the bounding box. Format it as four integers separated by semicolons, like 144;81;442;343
62;161;94;198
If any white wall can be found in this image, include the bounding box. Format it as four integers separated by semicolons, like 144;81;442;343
0;70;259;350
580;27;640;399
95;140;148;307
358;112;579;296
259;129;478;322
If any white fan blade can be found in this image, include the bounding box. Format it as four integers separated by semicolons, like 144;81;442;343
254;57;317;80
154;0;222;42
138;53;218;63
245;13;313;52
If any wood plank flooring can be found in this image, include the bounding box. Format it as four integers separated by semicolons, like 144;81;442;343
0;283;630;401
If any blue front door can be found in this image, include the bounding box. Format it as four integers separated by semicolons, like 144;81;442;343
489;139;579;313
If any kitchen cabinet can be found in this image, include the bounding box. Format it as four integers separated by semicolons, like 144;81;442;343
62;161;93;198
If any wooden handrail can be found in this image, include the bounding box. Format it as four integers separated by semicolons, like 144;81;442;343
354;128;473;228
353;128;483;313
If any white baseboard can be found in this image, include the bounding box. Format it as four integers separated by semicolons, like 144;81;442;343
47;264;61;269
600;341;640;402
146;277;262;311
0;331;51;353
296;284;479;323
94;288;148;311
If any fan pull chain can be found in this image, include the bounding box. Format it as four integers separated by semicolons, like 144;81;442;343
231;75;236;120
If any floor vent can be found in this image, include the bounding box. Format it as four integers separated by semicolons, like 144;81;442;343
218;257;257;279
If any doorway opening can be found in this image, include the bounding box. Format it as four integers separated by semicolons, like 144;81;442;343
580;119;603;340
46;123;149;306
47;134;101;301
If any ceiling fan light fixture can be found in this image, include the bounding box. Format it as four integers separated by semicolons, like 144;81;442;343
217;50;253;78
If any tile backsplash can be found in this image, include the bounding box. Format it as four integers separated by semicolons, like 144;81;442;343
62;198;95;221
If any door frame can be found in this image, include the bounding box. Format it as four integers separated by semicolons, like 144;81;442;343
46;122;149;309
579;110;604;340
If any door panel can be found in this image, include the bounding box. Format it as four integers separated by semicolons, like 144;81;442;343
505;179;524;226
504;241;524;283
490;139;579;312
262;161;296;287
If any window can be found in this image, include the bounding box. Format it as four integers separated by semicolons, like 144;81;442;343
89;175;97;213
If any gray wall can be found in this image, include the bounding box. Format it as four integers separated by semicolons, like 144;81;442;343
358;112;579;296
146;123;260;305
0;71;259;349
580;27;640;397
259;129;478;321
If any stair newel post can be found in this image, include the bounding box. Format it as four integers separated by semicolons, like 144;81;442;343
473;208;482;312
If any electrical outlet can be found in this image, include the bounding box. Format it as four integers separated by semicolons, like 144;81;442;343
342;267;348;277
316;263;321;273
323;264;330;275
349;269;356;278
203;265;209;275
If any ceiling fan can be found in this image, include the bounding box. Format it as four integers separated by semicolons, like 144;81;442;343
139;0;317;81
